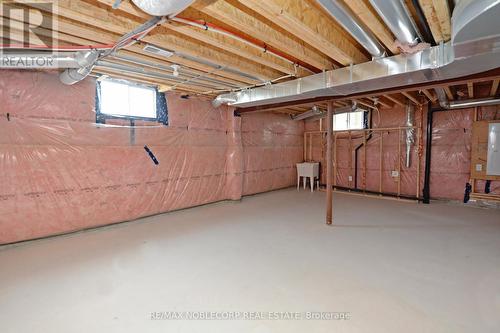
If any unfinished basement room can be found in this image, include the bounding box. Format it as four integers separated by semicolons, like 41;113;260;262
1;0;500;332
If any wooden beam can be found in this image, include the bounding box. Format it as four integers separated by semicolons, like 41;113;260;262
444;86;454;100
377;96;395;109
418;0;451;43
28;0;282;82
11;3;256;86
491;79;499;96
431;0;451;41
421;89;437;102
467;82;474;98
342;0;397;54
355;99;376;109
369;96;394;109
192;0;331;71
95;0;308;77
401;91;420;105
236;0;368;66
326;101;334;225
383;94;406;107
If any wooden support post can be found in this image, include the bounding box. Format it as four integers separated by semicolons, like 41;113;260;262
379;132;383;194
416;124;421;200
348;131;353;187
326;101;334;225
333;132;337;187
309;133;313;161
398;128;402;197
363;131;367;191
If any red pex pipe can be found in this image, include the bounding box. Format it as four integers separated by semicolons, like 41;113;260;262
175;16;320;73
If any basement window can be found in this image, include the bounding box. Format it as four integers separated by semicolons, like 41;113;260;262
95;79;168;125
333;111;367;131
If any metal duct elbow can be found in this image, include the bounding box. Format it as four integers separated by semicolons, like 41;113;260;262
212;93;239;108
368;0;421;45
435;88;450;109
60;50;100;85
316;0;386;58
434;87;500;110
131;0;195;16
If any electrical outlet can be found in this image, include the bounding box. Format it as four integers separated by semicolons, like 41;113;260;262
391;171;399;178
476;164;483;172
348;176;353;182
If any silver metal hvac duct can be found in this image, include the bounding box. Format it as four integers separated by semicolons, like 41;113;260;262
60;50;100;85
368;0;421;45
292;105;324;121
0;50;99;85
435;87;500;109
316;0;386;58
214;0;500;108
110;54;241;88
96;60;226;89
131;0;195;16
405;103;415;168
292;103;359;121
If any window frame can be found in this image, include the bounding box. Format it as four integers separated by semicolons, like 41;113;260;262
95;78;168;125
332;110;368;132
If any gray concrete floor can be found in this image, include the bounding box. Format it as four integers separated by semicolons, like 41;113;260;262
1;188;499;333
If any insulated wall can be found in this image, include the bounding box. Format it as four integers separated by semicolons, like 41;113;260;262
306;103;500;201
241;112;304;195
0;70;303;244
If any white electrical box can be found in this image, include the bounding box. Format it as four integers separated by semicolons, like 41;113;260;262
487;123;500;175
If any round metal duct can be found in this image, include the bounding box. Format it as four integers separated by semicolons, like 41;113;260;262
131;0;195;16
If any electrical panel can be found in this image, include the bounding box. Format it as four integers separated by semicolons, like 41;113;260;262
487;123;500;176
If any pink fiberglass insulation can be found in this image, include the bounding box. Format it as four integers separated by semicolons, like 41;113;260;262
240;112;304;196
0;70;303;244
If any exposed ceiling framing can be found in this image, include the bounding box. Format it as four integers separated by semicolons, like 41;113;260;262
1;0;457;99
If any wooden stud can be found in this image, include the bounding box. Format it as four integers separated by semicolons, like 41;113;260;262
333;132;337;187
444;86;454;100
467;82;474;98
303;132;307;161
309;132;313;161
490;79;499;96
422;89;437;102
348;131;353;188
402;91;420;105
384;94;406;107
